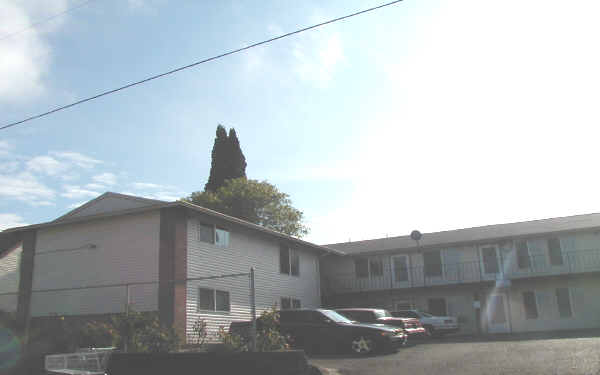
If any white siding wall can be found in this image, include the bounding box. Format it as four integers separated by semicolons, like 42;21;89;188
31;211;160;316
0;245;22;312
186;218;321;342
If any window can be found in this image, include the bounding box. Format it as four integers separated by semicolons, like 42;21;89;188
198;288;230;312
280;297;291;310
355;258;369;278
556;288;572;318
481;246;499;274
280;245;300;276
392;256;409;281
280;246;290;274
355;257;383;278
522;291;538;319
423;251;442;277
369;258;383;277
292;298;301;309
215;228;229;247
547;238;563;266
427;298;447;316
515;240;530;269
199;223;214;244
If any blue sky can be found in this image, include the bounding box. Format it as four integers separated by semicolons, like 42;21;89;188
1;0;600;244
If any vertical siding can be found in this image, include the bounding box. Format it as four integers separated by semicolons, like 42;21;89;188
0;245;22;312
185;218;321;343
30;211;160;316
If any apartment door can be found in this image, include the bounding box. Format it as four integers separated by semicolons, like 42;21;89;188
391;255;410;286
486;293;510;333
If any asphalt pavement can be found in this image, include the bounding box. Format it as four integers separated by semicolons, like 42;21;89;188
310;332;600;375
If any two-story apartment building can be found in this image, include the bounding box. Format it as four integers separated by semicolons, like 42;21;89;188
0;192;340;342
320;215;600;334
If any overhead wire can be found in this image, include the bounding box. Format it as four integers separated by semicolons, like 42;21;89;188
1;0;403;131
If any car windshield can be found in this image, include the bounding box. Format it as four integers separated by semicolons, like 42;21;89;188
320;310;354;323
374;309;393;318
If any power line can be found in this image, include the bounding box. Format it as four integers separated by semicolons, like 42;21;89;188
0;0;97;42
1;0;404;131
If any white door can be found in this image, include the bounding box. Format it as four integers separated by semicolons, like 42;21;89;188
391;255;410;286
480;245;501;279
486;293;510;333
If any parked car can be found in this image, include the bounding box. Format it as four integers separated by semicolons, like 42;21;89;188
391;310;459;336
279;309;406;356
335;308;427;340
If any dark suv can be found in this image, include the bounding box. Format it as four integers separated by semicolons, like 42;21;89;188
335;308;427;340
279;309;406;355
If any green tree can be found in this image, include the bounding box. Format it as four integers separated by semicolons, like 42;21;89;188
187;178;308;238
204;125;247;192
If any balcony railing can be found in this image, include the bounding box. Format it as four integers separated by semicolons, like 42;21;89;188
322;249;600;295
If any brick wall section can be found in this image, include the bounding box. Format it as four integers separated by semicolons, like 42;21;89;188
159;207;187;338
16;230;36;333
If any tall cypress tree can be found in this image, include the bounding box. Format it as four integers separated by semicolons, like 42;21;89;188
204;125;229;192
227;128;247;180
204;125;247;192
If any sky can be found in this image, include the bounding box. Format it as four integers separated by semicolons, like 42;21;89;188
1;0;600;245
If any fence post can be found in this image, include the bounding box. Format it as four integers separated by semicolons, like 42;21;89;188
249;267;257;352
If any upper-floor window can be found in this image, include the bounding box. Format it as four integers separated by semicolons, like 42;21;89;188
547;238;563;266
354;257;383;278
481;246;499;274
522;291;538;319
215;227;229;247
199;223;214;244
423;251;442;277
280;245;299;276
515;240;530;269
198;222;230;247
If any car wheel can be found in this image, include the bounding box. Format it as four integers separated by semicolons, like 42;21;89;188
350;335;377;356
424;325;435;338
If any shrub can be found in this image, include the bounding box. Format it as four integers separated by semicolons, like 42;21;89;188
192;318;208;346
216;307;289;352
216;326;248;352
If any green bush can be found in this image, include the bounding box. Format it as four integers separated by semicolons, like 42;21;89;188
217;326;248;352
192;318;208;346
216;307;289;352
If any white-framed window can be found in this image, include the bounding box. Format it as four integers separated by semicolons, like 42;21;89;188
556;287;572;318
515;240;530;269
280;245;300;276
280;297;301;310
354;257;384;278
198;288;230;312
547;238;563;266
522;291;538;319
215;227;230;247
198;223;214;244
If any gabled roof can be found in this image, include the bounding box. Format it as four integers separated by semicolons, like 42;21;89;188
2;192;342;256
324;213;600;255
54;192;166;222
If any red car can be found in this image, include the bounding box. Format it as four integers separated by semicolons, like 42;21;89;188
336;308;428;341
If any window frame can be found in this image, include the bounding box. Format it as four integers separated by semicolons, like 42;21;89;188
197;288;231;313
547;237;564;266
423;250;443;278
391;255;409;282
355;257;384;279
280;245;300;277
215;227;230;247
515;240;531;269
522;291;539;319
280;297;301;310
198;222;215;244
556;287;573;318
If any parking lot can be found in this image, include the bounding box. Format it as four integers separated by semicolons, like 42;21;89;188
311;332;600;375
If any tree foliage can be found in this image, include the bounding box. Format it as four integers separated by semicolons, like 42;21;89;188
204;125;247;192
188;178;308;238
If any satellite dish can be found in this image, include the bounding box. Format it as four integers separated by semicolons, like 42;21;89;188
410;230;422;241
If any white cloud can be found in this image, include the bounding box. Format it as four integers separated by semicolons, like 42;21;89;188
0;141;14;157
61;185;100;199
131;182;166;190
292;30;344;87
0;1;71;102
0;172;55;204
0;161;19;174
26;155;68;175
92;172;117;186
50;151;101;169
67;201;87;209
85;183;106;190
0;213;28;230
